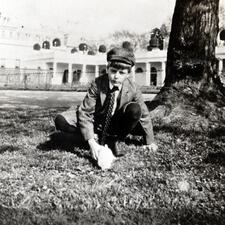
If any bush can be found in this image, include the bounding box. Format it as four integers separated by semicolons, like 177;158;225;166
99;45;107;53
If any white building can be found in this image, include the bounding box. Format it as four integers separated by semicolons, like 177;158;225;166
1;17;225;89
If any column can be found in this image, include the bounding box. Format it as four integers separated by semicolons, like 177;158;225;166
145;62;151;86
80;64;87;84
51;61;58;85
19;68;25;83
68;63;73;84
19;68;26;89
131;66;135;82
218;59;223;76
53;61;57;78
95;65;99;78
158;61;166;87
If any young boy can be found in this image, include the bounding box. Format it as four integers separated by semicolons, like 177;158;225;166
53;46;158;160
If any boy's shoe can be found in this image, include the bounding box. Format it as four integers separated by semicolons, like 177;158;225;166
37;139;56;150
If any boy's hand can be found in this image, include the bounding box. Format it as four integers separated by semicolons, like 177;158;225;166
88;138;103;160
143;143;158;152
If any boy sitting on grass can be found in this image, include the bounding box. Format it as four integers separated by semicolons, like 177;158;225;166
52;45;158;166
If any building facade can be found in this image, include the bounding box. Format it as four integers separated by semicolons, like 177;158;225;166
1;17;225;89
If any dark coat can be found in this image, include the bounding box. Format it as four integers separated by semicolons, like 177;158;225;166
77;74;155;144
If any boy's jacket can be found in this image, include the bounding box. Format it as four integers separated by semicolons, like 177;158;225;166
77;74;154;144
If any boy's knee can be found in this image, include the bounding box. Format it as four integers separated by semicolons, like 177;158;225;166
54;114;77;133
124;102;141;120
54;114;66;131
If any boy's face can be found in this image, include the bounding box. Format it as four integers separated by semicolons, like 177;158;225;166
107;66;130;88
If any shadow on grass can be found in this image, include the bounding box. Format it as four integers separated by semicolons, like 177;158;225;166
204;151;225;166
0;145;20;153
209;126;225;138
0;204;49;225
124;135;144;146
37;132;98;168
1;204;224;225
154;124;203;137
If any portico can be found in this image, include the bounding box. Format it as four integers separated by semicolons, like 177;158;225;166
23;46;225;88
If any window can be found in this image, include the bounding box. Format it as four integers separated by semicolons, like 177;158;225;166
62;70;68;83
72;70;81;83
220;30;225;41
100;68;106;76
151;67;157;86
42;41;50;49
135;67;144;73
52;38;61;47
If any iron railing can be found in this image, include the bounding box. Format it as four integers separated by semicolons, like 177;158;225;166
0;68;53;89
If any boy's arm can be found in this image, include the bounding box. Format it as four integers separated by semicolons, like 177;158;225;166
133;85;156;145
77;81;97;141
78;81;107;159
88;138;102;160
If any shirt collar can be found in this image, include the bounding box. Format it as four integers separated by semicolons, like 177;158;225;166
109;81;122;91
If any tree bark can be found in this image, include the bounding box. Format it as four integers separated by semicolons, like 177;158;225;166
165;0;220;88
147;0;225;123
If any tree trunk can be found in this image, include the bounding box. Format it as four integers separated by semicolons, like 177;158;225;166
147;0;225;127
165;0;220;88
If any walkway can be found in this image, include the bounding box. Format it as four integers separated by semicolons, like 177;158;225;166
0;90;156;108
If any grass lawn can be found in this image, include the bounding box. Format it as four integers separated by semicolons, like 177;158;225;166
0;97;225;224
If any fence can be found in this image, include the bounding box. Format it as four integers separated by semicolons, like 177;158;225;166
0;68;53;90
0;67;165;92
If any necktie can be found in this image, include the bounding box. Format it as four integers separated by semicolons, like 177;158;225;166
101;86;118;144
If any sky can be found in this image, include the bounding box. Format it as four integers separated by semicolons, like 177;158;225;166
1;0;225;40
0;0;176;39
